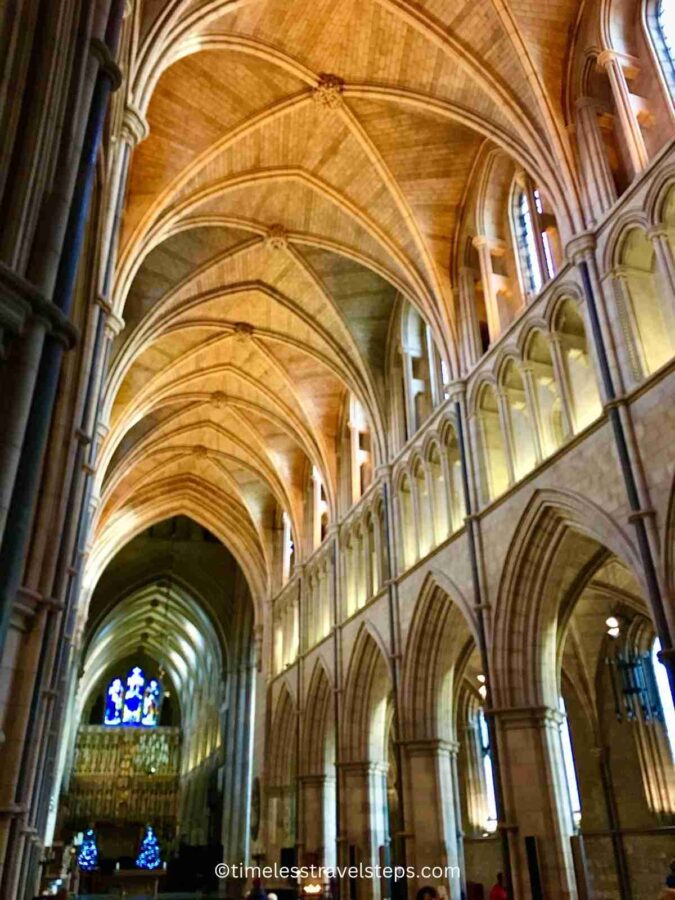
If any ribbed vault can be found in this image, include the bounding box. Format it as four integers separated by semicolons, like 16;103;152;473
95;0;588;606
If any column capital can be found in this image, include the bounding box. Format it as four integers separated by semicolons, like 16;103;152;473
445;380;467;402
489;704;563;728
575;95;601;113
121;103;150;146
400;737;460;757
565;231;596;263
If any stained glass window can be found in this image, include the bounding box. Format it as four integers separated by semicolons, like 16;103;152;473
515;189;543;296
658;0;675;75
104;667;162;727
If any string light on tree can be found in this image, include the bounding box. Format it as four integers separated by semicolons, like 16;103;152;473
136;824;161;870
77;828;98;872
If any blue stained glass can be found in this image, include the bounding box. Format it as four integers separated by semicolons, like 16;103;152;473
141;678;162;727
122;666;146;725
658;0;675;75
104;676;125;725
104;666;162;727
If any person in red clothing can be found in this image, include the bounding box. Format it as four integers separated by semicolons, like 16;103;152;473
488;872;507;900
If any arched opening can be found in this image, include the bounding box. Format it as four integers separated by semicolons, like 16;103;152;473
402;583;499;898
52;517;255;890
477;384;510;502
618;226;675;376
495;495;675;898
554;299;602;432
428;444;449;545
500;359;538;480
397;475;417;569
341;631;397;900
525;330;567;454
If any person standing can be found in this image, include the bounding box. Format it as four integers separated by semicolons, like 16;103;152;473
488;872;507;900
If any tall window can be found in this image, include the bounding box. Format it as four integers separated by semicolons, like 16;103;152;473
652;638;675;761
559;697;582;827
515;189;543;296
658;0;675;74
478;709;498;833
104;666;163;727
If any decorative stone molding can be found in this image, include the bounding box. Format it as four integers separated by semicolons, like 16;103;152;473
265;224;289;251
90;38;123;91
233;321;255;341
121;104;150;146
312;73;345;109
0;262;78;348
565;231;596;264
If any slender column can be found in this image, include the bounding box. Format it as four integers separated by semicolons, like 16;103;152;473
574;97;616;223
451;386;515;897
493;706;577;898
458;266;482;371
299;774;333;863
521;365;545;462
647;227;675;301
0;1;124;665
548;334;576;438
597;51;648;177
496;391;516;486
402;739;462;900
473;237;509;343
568;235;675;705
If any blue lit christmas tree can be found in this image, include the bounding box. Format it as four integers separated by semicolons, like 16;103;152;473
136;824;161;870
77;828;98;871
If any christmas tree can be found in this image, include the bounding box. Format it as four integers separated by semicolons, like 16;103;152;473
77;828;98;871
136;824;161;870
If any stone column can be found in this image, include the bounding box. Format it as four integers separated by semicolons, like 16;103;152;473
339;761;389;900
521;365;544;462
647;227;675;305
402;740;463;900
574;97;616;224
458;267;482;372
547;334;576;438
472;237;509;344
496;391;516;486
597;51;648;177
299;774;333;863
494;706;577;899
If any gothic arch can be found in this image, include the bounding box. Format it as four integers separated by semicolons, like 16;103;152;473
400;573;478;742
341;625;392;763
492;487;642;708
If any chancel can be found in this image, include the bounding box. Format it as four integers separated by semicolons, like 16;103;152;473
0;1;674;899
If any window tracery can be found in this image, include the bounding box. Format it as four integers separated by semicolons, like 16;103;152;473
104;666;163;727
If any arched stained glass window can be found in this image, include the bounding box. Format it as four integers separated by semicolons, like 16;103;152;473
104;666;163;727
658;0;675;74
515;188;543;296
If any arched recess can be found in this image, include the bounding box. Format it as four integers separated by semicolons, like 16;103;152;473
400;576;498;896
300;662;337;867
267;684;298;865
493;489;641;708
491;489;675;898
340;627;394;886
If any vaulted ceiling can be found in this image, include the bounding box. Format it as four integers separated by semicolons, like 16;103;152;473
94;0;587;602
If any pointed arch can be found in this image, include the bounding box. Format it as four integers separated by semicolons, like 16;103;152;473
492;488;642;709
341;625;392;764
401;573;478;742
302;660;335;775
